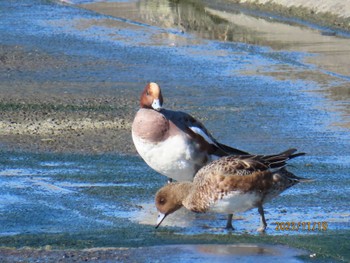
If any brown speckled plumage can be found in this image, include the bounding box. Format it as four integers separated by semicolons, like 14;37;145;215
155;149;311;231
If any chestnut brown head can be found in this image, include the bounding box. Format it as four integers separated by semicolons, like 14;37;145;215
140;82;163;111
155;182;190;228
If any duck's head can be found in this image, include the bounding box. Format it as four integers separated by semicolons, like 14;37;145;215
140;82;163;111
155;182;191;228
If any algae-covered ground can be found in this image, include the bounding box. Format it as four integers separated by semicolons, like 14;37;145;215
0;0;349;262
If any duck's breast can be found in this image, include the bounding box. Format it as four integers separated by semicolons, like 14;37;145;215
132;108;170;142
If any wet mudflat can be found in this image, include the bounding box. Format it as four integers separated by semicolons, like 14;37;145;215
0;0;349;262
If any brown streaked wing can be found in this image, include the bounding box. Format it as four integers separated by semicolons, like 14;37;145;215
192;156;270;191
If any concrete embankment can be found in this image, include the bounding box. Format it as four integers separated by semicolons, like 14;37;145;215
229;0;350;31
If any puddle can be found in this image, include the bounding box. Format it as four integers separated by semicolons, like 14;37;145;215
125;244;307;262
0;244;307;262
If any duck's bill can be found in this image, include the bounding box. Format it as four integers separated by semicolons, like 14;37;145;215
152;99;162;111
155;212;167;229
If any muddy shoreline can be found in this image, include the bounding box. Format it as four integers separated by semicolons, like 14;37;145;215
0;92;136;154
0;43;138;154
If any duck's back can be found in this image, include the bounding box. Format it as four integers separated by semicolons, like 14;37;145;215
185;155;302;213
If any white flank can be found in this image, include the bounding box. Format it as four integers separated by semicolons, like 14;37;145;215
189;126;215;145
209;191;260;214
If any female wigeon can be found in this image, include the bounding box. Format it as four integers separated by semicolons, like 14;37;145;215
131;82;249;182
155;149;310;231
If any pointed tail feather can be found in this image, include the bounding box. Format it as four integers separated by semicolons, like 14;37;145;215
289;152;306;159
281;168;314;183
295;177;314;183
267;148;306;160
262;148;305;169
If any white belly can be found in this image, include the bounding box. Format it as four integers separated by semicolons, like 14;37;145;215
209;191;260;214
132;133;207;181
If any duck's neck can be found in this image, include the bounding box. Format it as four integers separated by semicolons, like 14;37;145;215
172;182;193;205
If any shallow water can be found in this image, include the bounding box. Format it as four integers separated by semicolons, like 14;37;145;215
1;0;350;262
0;150;349;261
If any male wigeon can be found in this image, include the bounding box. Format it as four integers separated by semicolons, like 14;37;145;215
155;148;311;231
131;82;249;182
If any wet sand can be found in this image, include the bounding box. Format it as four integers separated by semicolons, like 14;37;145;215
0;44;137;154
0;93;135;154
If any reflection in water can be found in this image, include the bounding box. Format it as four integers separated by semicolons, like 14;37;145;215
78;0;350;126
79;1;350;74
80;0;350;68
204;7;350;78
196;244;273;256
155;244;305;262
137;0;259;43
79;0;263;44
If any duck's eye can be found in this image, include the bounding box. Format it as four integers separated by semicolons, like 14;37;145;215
146;91;150;96
159;198;166;205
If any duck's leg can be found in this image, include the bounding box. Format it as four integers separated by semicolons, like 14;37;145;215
257;204;267;232
225;214;235;230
